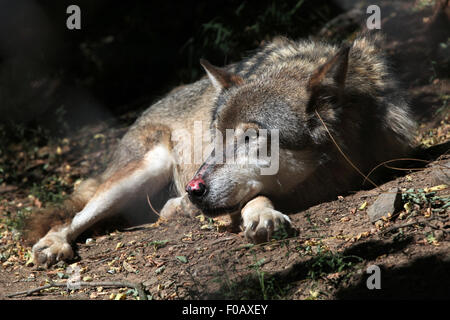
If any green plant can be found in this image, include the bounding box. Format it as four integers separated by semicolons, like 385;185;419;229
306;249;362;281
210;250;288;300
402;188;449;214
272;221;292;241
177;0;340;83
429;60;438;83
436;94;449;115
30;177;69;204
412;0;436;12
247;253;289;300
1;208;30;232
147;239;169;250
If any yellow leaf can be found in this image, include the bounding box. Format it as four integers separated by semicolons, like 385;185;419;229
424;184;447;192
404;202;412;213
79;266;89;274
114;293;126;300
115;242;123;250
122;261;137;273
195;215;205;222
94;133;106;139
358;201;367;210
25;256;34;267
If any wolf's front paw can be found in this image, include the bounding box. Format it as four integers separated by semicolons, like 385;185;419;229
242;207;292;244
32;232;74;267
160;195;200;219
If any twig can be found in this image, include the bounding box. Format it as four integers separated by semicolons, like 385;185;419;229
210;237;235;245
6;282;65;298
381;220;425;236
7;280;147;300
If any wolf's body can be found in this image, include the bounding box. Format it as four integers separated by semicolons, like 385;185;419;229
28;34;415;266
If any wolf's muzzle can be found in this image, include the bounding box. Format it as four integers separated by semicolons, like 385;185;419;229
186;177;207;200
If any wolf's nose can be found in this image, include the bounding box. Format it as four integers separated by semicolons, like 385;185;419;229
186;178;207;198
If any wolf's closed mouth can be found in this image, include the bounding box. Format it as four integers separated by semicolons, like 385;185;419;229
200;203;241;217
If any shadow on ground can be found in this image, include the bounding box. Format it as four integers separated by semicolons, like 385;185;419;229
202;236;449;299
335;254;450;299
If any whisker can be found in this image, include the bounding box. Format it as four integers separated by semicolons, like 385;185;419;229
146;193;160;217
315;110;381;190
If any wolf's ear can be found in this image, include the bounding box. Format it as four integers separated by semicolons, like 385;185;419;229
307;45;350;92
200;59;244;91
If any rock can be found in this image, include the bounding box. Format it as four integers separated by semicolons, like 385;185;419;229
430;159;450;185
367;187;403;223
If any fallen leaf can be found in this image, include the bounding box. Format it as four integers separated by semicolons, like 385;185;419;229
358;201;367;210
155;266;165;274
176;256;188;264
94;133;106;139
424;184;447;192
398;212;408;220
115;242;123;250
355;231;370;241
25;256;34;267
123;261;137;273
195;215;205;222
404;202;412;213
33;198;42;208
327;272;341;280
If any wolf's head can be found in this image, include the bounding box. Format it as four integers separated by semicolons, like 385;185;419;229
185;46;353;216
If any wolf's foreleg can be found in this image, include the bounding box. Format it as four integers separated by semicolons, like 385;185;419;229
32;145;173;266
241;196;292;243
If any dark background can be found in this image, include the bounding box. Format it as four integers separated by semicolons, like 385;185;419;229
0;0;341;138
0;0;346;140
0;0;448;144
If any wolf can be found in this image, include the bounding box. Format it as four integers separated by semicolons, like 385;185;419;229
27;33;415;266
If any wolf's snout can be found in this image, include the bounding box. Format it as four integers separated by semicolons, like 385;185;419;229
186;178;207;199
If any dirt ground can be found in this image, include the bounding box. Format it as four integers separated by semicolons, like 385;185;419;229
0;0;449;300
